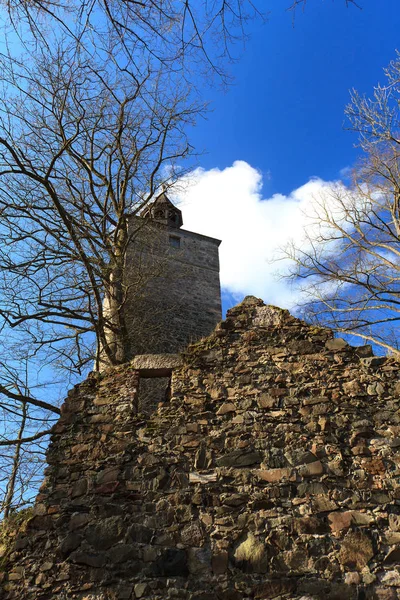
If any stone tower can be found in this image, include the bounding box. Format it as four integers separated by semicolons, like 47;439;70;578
124;192;222;358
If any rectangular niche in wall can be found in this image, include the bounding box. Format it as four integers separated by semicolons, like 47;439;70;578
137;372;171;416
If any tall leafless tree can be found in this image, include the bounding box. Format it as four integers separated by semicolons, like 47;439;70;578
0;352;58;516
1;0;265;84
0;38;201;511
283;53;400;355
0;0;360;86
0;42;198;369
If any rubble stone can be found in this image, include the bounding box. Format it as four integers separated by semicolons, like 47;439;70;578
2;298;400;600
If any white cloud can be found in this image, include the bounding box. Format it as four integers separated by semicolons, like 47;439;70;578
171;160;345;309
339;165;352;179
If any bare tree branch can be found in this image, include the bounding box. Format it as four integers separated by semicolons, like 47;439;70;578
281;52;400;355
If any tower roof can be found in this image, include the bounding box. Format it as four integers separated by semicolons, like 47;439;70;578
141;192;183;229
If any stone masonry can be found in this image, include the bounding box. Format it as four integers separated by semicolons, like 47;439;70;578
123;194;222;358
2;297;400;600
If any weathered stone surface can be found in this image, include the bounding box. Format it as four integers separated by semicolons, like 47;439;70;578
108;543;138;564
328;510;373;533
211;551;228;575
96;467;120;485
361;356;387;367
285;449;317;466
3;298;400;600
85;517;124;550
153;548;188;576
381;571;400;586
255;579;297;598
388;514;400;531
187;546;211;575
216;402;236;415
383;548;400;565
181;523;204;547
134;583;150;598
69;550;106;568
325;337;348;351
298;460;324;477
128;523;153;544
338;531;374;571
71;478;88;498
256;467;294;482
131;353;182;374
69;513;90;531
328;511;352;533
215;449;262;467
59;532;82;557
293;516;329;535
189;471;218;484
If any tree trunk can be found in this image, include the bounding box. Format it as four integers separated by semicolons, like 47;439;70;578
3;403;27;518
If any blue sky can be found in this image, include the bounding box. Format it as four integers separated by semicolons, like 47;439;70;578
1;0;398;321
190;0;400;194
174;0;400;316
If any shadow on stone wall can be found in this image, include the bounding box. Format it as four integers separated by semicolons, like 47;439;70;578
2;297;400;600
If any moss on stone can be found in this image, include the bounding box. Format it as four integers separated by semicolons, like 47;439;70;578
0;507;34;570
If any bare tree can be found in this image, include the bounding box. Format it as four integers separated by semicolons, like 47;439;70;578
0;42;198;372
1;0;265;85
283;54;400;355
0;37;200;511
0;0;361;87
0;352;59;516
288;0;360;11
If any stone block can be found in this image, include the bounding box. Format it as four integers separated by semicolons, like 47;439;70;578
388;514;400;531
85;517;124;550
212;551;228;575
298;460;324;477
69;551;106;568
107;544;139;564
325;338;348;351
59;532;82;557
131;353;182;376
383;547;400;565
255;579;296;599
285;449;318;466
134;583;150;598
216;449;262;468
256;468;294;483
71;478;88;498
7;573;23;581
338;531;374;571
152;548;188;577
187;546;211;575
216;403;236;415
69;513;90;531
189;471;218;484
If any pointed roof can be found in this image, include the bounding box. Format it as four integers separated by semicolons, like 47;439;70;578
141;192;183;229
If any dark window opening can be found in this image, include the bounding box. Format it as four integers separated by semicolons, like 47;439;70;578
169;235;181;249
137;375;171;416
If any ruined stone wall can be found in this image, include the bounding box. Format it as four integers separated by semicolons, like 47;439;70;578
2;297;400;600
124;219;221;357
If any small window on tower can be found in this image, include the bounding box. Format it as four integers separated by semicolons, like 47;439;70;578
169;235;181;249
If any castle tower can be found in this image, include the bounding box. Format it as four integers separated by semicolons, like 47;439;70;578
124;193;222;358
